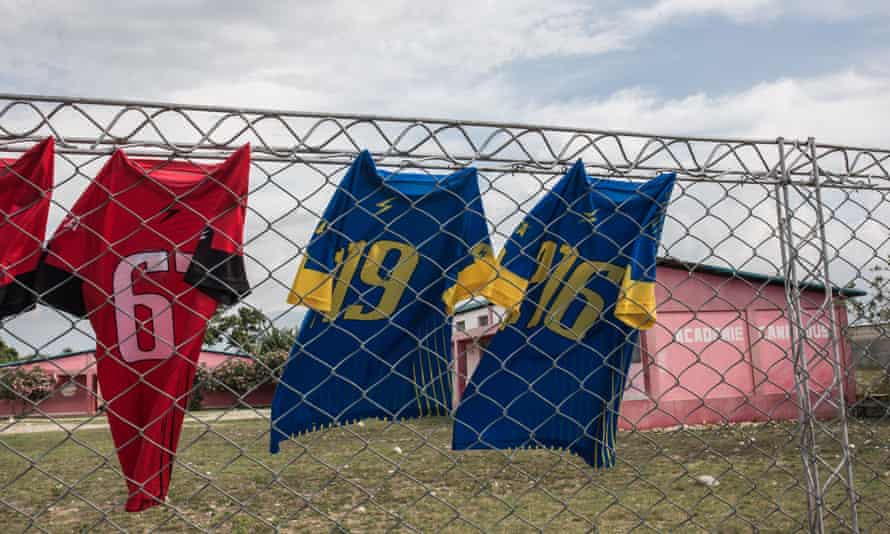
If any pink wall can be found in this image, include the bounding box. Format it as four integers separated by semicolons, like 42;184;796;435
0;350;259;418
201;384;275;410
648;311;754;402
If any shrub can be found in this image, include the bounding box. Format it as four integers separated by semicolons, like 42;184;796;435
0;367;55;402
208;350;289;395
187;364;212;411
211;358;257;395
257;350;288;383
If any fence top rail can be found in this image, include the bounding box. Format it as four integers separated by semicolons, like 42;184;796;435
0;92;796;145
1;93;889;187
3;92;889;154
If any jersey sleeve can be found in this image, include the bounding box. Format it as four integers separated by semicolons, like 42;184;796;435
286;169;357;312
36;180;107;318
614;172;677;330
481;160;588;312
478;212;543;313
441;176;499;315
184;145;252;306
0;137;54;318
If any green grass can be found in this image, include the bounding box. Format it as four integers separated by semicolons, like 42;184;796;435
2;415;890;533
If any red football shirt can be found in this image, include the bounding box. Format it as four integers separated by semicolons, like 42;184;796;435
1;138;54;318
37;144;250;512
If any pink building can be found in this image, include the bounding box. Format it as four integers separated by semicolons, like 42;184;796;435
453;258;863;430
0;350;274;417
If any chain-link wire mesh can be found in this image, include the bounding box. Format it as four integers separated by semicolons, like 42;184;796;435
1;94;889;532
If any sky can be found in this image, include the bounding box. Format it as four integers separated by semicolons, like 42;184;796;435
2;0;890;354
2;0;889;142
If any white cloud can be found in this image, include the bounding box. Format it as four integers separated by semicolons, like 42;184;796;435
524;69;890;146
626;0;777;27
627;0;890;26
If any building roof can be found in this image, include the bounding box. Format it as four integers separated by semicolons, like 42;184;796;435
656;257;866;297
848;321;890;331
454;297;491;314
0;349;251;369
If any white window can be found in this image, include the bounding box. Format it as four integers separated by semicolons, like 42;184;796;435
632;340;642;363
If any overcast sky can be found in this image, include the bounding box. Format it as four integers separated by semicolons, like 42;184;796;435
2;0;889;354
3;0;889;143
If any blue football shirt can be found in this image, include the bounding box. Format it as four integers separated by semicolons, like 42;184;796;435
271;151;496;452
452;160;676;468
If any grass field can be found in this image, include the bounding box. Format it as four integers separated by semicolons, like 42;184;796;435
2;413;890;533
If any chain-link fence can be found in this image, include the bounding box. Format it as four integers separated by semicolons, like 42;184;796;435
1;94;889;533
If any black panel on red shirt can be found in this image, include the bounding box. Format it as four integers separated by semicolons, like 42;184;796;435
185;226;250;306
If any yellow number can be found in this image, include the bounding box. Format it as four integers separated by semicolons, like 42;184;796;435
520;240;625;341
334;240;420;321
327;241;366;321
544;261;624;341
528;240;558;284
502;241;557;326
527;244;577;328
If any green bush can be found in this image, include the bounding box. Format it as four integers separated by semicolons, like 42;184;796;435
211;358;257;394
0;366;55;402
188;364;212;411
257;350;288;382
208;350;288;395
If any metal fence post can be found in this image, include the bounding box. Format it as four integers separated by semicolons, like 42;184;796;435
808;137;860;532
776;137;825;533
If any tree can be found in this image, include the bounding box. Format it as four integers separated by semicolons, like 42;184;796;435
255;324;297;355
849;260;890;323
0;337;18;364
204;307;296;355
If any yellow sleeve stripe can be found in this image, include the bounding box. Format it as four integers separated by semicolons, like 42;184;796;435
480;265;528;314
615;264;657;330
287;263;334;313
442;259;500;315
